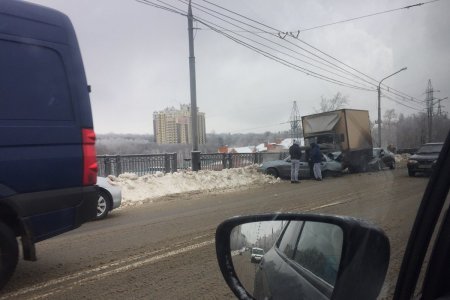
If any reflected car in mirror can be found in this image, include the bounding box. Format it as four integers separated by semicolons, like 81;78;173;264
217;213;390;300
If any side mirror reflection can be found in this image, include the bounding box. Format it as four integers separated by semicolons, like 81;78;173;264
216;213;390;300
230;221;343;298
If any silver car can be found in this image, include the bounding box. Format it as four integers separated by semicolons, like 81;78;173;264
96;177;122;220
258;153;342;179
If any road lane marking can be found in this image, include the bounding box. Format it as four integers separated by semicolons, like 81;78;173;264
0;248;168;300
305;200;347;211
1;237;214;300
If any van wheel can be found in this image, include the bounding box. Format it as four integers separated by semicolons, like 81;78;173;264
0;221;19;290
96;189;112;220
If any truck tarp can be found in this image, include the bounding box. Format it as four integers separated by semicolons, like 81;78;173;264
303;112;341;136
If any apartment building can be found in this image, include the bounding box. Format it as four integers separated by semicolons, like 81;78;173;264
153;104;206;144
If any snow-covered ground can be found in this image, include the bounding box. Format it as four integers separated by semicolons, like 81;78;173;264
108;165;280;209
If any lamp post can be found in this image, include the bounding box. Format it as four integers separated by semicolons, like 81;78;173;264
377;67;407;147
187;0;200;171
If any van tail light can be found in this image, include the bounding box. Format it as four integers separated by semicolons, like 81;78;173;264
82;128;98;186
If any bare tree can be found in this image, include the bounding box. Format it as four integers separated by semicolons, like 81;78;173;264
383;109;398;147
316;92;348;112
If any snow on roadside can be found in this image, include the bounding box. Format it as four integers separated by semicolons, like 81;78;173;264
108;165;280;209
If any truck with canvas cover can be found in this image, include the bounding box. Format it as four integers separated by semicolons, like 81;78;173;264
301;109;373;172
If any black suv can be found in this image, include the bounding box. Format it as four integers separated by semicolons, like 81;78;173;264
407;143;444;176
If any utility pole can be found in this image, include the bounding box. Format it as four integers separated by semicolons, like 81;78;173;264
187;0;200;171
377;67;407;147
426;79;434;142
436;97;448;117
289;101;301;141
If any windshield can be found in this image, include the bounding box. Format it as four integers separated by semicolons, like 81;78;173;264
252;248;264;255
2;0;449;300
417;144;443;154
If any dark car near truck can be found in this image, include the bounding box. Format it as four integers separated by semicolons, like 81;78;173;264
407;143;443;176
0;0;98;289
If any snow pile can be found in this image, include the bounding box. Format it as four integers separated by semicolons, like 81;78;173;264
395;153;410;163
109;165;280;208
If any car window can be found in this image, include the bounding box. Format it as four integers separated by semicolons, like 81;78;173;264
292;222;343;286
252;248;264;255
277;221;303;258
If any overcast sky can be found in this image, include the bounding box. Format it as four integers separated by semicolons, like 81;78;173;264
29;0;450;134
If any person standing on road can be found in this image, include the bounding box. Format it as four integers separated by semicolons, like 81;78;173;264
311;143;323;181
289;140;302;184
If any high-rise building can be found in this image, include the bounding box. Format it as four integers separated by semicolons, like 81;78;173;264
153;104;206;144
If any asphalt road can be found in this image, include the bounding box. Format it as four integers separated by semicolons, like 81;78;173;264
0;169;428;299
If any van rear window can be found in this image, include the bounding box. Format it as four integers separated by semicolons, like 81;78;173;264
0;39;73;121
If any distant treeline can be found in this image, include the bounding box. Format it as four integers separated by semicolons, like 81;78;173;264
374;110;450;148
96;131;290;155
96;111;450;155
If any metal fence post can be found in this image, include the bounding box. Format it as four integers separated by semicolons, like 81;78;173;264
222;153;227;169
171;153;177;173
227;153;233;169
115;155;122;176
164;153;171;174
191;151;201;171
104;156;111;176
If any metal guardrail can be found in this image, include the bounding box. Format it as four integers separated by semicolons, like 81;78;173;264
97;152;288;177
97;154;177;177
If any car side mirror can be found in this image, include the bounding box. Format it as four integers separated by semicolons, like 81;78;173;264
216;213;390;300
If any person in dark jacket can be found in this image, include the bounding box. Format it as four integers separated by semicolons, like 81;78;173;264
310;143;323;181
289;140;302;183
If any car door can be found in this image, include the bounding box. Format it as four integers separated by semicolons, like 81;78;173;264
256;220;340;299
299;152;311;178
279;157;292;178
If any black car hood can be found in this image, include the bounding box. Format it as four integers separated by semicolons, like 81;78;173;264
410;153;440;160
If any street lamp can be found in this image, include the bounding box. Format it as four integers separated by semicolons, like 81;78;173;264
377;67;407;147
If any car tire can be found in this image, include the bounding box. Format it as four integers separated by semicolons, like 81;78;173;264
96;189;112;220
408;170;415;177
0;221;19;290
266;168;279;178
390;161;396;170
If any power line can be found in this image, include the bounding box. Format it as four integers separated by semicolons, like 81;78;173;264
184;6;377;90
137;0;425;108
175;0;361;77
196;18;375;91
197;0;442;34
382;94;424;111
136;0;186;16
193;0;428;108
197;0;425;104
145;0;417;102
298;0;442;33
178;0;381;90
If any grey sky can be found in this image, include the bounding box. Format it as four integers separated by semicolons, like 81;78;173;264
29;0;450;134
